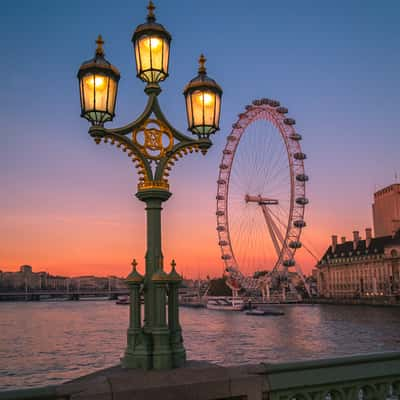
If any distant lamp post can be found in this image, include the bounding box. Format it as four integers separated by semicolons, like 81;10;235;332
77;1;222;370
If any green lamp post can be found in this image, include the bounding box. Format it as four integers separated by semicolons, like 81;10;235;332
77;1;222;370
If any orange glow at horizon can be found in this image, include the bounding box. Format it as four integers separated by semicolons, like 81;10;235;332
0;192;341;280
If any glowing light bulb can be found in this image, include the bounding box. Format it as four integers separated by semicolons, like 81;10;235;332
203;92;213;105
87;75;106;89
196;92;214;106
94;76;105;87
146;37;162;50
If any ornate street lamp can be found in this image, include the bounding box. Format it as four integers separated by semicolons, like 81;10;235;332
77;2;222;371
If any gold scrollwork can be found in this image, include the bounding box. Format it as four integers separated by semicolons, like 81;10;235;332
132;119;174;160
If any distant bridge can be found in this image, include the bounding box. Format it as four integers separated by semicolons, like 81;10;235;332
0;289;129;301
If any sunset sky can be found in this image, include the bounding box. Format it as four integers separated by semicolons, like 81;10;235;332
1;0;399;278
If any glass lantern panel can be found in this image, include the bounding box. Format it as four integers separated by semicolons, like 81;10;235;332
107;78;117;115
191;91;202;129
134;41;142;75
162;39;169;76
82;74;95;111
137;36;151;73
79;79;84;111
192;90;216;128
185;93;193;130
82;73;109;112
203;91;216;127
214;93;221;128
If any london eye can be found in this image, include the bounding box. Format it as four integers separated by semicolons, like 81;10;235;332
216;98;309;298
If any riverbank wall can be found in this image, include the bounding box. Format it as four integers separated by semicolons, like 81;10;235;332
303;297;400;307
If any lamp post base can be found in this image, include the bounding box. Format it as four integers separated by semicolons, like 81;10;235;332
172;346;186;368
122;328;153;369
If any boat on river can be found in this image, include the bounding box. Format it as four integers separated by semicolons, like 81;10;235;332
116;295;129;305
206;296;244;311
245;308;284;316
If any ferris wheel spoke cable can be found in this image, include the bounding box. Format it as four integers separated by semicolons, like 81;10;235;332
262;136;286;182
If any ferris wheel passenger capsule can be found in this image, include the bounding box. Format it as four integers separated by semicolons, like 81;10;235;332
296;174;309;182
276;107;288;114
296;197;309;206
216;225;226;231
220;164;229;169
216;195;225;200
217;179;226;184
219;240;228;246
283;259;296;267
227;135;237;142
222;254;231;260
293;152;307;160
216;210;225;216
269;100;280;107
284;118;296;125
294;220;306;228
290;133;302;141
289;241;302;249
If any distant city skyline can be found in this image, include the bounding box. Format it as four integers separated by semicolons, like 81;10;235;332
1;0;399;278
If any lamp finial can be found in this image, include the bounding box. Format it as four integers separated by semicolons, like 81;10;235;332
131;258;138;269
95;34;105;57
147;1;156;22
171;259;176;270
198;54;206;74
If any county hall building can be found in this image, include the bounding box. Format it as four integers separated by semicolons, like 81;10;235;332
316;184;400;299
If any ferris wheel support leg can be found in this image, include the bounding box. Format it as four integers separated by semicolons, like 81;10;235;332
261;205;283;259
294;263;312;297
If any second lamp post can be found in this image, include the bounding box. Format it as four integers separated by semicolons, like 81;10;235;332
77;2;222;370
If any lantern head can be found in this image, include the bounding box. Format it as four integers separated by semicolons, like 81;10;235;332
77;35;120;126
132;1;171;84
183;54;222;138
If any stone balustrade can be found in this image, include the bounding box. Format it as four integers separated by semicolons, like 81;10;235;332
0;352;399;400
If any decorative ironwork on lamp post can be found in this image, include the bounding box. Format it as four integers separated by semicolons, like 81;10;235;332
77;1;222;370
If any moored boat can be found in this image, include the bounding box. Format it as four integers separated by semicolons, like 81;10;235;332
116;295;129;305
245;308;284;316
206;296;244;311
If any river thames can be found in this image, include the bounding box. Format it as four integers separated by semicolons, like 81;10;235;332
1;301;399;390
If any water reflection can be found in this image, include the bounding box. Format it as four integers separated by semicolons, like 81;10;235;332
0;302;399;389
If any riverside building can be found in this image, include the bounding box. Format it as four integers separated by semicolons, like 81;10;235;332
317;183;400;300
317;229;400;299
0;265;126;291
373;183;400;237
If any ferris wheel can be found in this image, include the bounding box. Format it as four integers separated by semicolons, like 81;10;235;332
216;98;309;293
